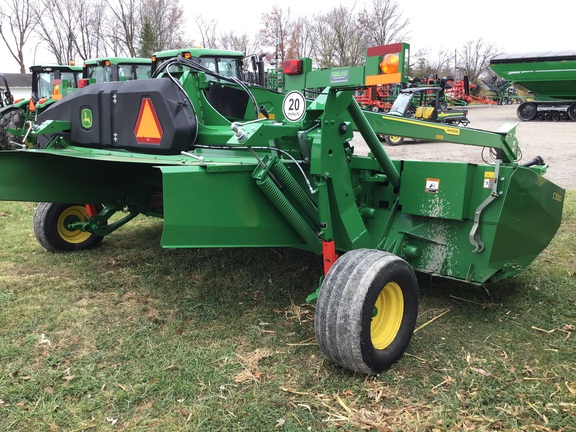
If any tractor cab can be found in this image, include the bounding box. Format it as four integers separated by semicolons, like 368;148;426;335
151;48;245;81
82;58;151;84
151;47;267;87
29;65;83;102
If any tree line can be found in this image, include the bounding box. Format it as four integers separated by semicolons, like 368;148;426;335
0;0;498;86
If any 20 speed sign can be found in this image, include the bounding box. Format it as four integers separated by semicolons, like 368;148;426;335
282;91;306;122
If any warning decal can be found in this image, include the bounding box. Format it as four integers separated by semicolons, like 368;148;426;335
134;98;163;144
425;178;440;193
483;171;495;189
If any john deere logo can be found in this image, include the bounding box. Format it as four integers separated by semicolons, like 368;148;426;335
81;108;93;129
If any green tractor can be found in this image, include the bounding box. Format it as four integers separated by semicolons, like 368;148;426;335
0;65;82;150
82;57;151;84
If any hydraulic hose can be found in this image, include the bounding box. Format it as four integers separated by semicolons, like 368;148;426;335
521;156;545;167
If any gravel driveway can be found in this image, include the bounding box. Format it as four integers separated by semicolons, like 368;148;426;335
352;104;576;190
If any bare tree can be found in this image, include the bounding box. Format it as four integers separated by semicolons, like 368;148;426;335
358;0;410;46
141;0;186;51
285;17;316;60
411;47;454;80
219;31;253;53
106;0;142;57
34;0;79;65
259;6;292;66
72;0;108;60
195;16;218;49
0;0;38;72
314;5;367;68
458;38;499;84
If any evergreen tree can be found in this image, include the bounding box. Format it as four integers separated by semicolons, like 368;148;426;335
139;17;157;57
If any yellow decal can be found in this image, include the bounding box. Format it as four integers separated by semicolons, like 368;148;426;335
483;171;495;189
553;192;563;203
386;116;461;136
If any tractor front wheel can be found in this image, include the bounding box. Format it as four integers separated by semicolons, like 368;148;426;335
33;203;104;252
314;249;419;374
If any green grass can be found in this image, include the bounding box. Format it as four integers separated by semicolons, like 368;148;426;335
0;194;574;431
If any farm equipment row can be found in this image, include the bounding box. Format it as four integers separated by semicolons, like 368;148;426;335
0;58;152;150
0;43;565;375
491;51;576;121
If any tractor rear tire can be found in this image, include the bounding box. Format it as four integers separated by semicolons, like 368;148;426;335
0;109;13;150
314;249;419;374
33;203;104;252
517;102;537;121
5;109;25;148
384;135;404;146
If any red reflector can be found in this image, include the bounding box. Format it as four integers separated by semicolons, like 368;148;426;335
85;204;98;217
38;98;47;104
78;78;90;88
283;59;302;75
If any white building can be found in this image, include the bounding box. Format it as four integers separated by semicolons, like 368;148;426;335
1;73;32;102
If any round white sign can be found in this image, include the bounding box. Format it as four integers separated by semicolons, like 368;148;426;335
282;91;306;122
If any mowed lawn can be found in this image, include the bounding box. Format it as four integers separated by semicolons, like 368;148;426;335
0;193;574;431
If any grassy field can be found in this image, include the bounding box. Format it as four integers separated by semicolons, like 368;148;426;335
0;193;574;431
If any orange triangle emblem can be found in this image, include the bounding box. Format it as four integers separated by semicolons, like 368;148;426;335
134;98;163;144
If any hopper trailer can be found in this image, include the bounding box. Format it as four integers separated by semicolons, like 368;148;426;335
490;51;576;121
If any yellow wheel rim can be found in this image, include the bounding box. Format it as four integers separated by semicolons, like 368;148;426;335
57;205;92;244
371;282;404;350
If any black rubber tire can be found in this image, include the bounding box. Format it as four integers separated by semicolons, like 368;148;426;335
33;202;104;252
567;104;576;121
0;109;14;150
314;249;419;374
5;109;25;148
517;102;537;121
384;135;404;146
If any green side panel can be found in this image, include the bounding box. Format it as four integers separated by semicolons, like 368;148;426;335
0;149;164;209
385;163;565;284
490;58;576;100
488;167;565;273
399;161;475;220
302;66;367;89
159;165;309;249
